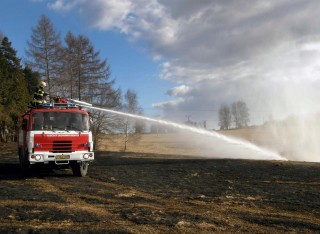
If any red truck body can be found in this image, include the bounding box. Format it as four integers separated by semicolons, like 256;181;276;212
18;102;94;176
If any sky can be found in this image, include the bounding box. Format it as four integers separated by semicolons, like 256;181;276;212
2;0;320;129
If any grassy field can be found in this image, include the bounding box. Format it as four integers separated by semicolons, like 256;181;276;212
96;124;320;162
95;128;278;159
96;133;211;156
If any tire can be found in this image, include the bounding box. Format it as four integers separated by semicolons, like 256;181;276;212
71;162;89;177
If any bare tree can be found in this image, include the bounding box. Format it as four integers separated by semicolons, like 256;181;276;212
89;80;122;149
125;89;138;113
124;89;145;133
62;32;107;101
238;101;250;127
231;101;250;128
62;32;122;147
218;104;232;130
134;108;145;133
26;15;62;94
24;15;123;148
122;89;144;151
185;115;197;126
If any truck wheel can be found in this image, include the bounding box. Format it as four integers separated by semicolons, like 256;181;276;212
71;162;88;177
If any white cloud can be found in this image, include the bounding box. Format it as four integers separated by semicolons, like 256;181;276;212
80;0;132;32
152;98;185;109
166;85;191;96
46;0;320;127
47;0;80;11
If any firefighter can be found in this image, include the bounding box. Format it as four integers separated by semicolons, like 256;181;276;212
32;81;48;108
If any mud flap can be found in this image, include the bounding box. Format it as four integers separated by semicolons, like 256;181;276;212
19;149;32;176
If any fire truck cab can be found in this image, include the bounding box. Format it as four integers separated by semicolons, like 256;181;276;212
18;101;94;177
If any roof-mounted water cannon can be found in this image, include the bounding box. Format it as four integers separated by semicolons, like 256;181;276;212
68;99;93;107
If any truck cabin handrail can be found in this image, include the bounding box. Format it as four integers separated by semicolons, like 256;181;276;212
38;103;79;109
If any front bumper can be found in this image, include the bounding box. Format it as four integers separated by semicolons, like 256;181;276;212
29;151;94;164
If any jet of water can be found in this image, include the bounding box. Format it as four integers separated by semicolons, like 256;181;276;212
88;106;287;161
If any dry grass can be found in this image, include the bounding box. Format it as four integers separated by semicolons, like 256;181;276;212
96;124;320;162
96;133;209;156
96;128;278;159
1;127;320;233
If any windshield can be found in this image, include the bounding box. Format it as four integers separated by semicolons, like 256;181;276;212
32;112;89;131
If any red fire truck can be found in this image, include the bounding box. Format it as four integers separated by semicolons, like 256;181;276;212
18;98;94;177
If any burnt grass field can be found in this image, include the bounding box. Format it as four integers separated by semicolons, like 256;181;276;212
0;141;320;233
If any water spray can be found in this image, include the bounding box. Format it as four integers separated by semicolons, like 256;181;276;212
81;105;287;161
68;99;93;107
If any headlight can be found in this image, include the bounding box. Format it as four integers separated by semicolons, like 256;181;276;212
33;154;42;161
83;153;90;159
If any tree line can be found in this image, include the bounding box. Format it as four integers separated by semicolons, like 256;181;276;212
218;101;250;130
0;15;143;146
0;36;37;142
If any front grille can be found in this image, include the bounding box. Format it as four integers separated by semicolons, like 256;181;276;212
52;140;72;153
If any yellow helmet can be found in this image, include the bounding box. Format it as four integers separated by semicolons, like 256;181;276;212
40;81;46;88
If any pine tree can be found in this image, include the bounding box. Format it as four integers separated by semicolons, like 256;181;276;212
23;66;40;96
0;37;29;141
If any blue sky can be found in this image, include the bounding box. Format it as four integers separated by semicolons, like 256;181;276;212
0;0;172;117
2;0;320;129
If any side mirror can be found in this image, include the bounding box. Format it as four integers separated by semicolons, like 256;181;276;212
22;119;28;130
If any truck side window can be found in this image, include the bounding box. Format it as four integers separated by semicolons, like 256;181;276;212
32;113;44;130
82;114;89;131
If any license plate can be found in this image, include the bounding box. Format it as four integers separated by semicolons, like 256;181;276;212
56;155;70;160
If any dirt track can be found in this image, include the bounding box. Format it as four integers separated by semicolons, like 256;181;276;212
0;142;320;233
